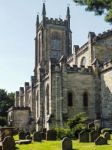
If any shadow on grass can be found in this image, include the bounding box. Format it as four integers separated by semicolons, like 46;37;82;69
72;149;79;150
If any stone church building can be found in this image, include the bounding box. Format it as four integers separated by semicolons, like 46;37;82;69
8;3;112;131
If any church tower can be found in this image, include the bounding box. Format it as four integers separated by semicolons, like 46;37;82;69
34;3;72;79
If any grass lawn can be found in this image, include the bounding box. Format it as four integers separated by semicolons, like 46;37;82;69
15;138;112;150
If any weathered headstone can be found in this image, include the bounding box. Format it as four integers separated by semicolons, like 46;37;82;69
104;132;110;140
25;131;30;137
62;137;72;150
2;136;15;150
19;131;26;140
40;132;46;140
88;122;94;129
95;136;107;145
79;130;89;142
32;131;42;142
94;120;101;131
46;130;57;141
89;130;100;142
26;135;32;140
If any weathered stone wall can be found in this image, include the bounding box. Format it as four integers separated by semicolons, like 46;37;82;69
76;48;90;67
13;108;30;130
93;37;112;62
101;68;112;127
62;71;96;120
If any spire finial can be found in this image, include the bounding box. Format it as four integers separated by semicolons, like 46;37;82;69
42;1;46;17
66;4;70;29
66;4;70;19
36;12;39;26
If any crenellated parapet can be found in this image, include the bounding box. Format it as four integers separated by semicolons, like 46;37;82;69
65;64;93;74
101;59;112;72
92;29;112;42
45;17;67;26
52;62;93;74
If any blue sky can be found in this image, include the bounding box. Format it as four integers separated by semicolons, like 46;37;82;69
0;0;111;92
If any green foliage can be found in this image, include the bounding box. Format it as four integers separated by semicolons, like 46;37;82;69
67;112;88;129
54;127;72;139
67;112;88;138
73;0;112;23
0;116;7;126
0;89;14;117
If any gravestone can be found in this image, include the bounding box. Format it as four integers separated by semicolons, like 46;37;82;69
95;136;107;145
26;135;32;140
89;130;100;142
2;136;15;150
79;130;89;142
104;132;110;140
46;130;57;141
88;122;94;129
94;120;101;131
62;137;72;150
19;131;26;140
40;132;46;140
32;131;42;142
25;131;30;137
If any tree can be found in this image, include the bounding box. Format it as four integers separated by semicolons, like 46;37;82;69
0;89;14;117
73;0;112;23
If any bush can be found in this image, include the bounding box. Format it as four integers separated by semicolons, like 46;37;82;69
0;117;7;126
71;123;87;139
54;127;72;139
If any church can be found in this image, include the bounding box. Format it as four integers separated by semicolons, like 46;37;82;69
8;3;112;131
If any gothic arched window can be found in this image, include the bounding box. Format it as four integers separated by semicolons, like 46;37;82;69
81;57;86;66
67;92;73;107
83;92;88;107
51;32;61;50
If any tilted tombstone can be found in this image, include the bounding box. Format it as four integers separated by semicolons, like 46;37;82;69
95;136;107;145
62;137;72;150
32;131;42;142
104;132;110;140
2;136;15;150
19;131;26;140
46;130;57;141
89;130;100;142
79;130;89;142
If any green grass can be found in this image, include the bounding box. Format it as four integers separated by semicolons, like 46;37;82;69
15;138;112;150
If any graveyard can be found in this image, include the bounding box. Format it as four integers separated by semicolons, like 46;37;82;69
1;127;112;150
1;113;112;149
15;135;112;150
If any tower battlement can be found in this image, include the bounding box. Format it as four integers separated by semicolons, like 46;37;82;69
45;17;67;26
65;64;92;74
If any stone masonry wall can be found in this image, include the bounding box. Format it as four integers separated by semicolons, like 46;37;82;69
62;71;96;120
101;68;112;127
